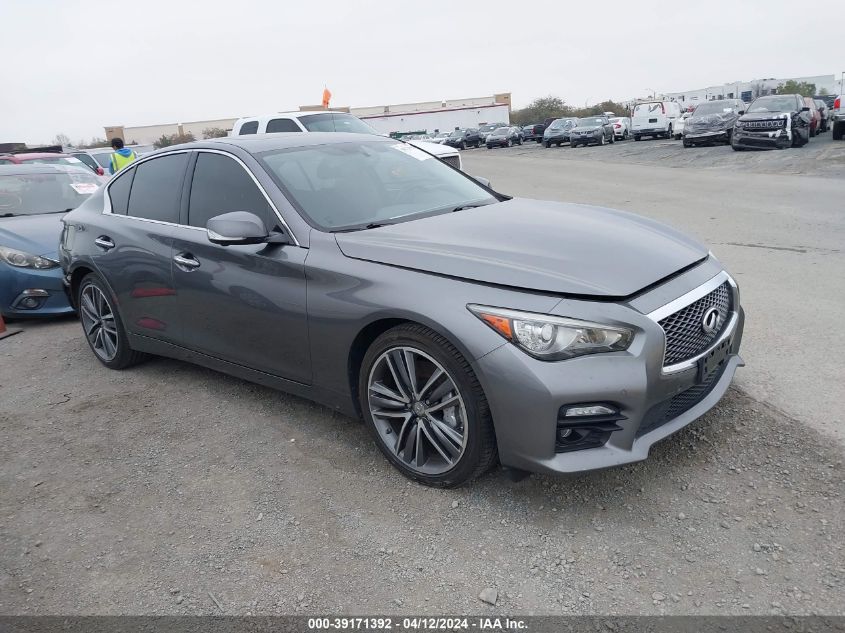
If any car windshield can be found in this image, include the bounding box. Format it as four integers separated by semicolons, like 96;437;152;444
449;130;463;137
634;102;664;114
479;124;498;132
299;113;380;134
258;140;496;231
577;118;604;127
21;156;82;166
548;119;573;129
693;101;738;116
490;128;509;136
748;96;797;113
91;153;113;168
0;171;99;216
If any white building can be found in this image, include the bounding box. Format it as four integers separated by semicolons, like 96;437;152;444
662;74;837;105
105;93;512;143
353;94;512;134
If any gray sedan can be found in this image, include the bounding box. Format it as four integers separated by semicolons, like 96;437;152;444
60;133;744;487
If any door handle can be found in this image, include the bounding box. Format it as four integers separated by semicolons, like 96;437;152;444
94;236;115;250
173;253;200;270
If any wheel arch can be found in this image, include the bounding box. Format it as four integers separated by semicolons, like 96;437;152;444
346;315;481;419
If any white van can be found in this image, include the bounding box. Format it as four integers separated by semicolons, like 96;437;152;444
231;111;463;171
632;101;682;140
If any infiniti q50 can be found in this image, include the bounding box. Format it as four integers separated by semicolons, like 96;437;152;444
60;133;744;487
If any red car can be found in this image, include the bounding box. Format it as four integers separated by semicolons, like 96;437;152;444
803;97;821;137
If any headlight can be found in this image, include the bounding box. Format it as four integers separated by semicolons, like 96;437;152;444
0;246;59;269
468;305;633;361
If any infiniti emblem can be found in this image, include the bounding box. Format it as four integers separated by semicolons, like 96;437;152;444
701;307;721;336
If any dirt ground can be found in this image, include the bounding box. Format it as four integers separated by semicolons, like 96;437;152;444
0;318;842;615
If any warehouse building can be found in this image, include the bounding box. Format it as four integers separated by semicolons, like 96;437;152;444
104;93;511;144
662;74;838;105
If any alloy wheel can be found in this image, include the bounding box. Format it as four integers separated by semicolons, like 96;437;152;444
79;284;119;361
367;346;468;475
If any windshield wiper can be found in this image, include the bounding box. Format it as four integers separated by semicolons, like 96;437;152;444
0;212;18;218
449;203;490;213
45;208;74;214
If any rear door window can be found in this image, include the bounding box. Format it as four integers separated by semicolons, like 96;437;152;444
266;118;302;133
126;153;188;223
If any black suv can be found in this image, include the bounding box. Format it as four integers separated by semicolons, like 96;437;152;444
444;128;481;150
731;94;811;150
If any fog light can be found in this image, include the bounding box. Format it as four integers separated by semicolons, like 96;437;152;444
563;404;617;418
557;428;573;440
21;297;40;308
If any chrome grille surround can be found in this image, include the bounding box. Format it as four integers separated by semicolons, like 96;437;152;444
647;271;739;374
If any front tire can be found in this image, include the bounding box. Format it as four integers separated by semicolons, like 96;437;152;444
77;273;147;369
834;121;844;140
359;324;497;487
459;141;466;150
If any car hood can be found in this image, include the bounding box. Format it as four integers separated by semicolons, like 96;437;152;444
334;199;708;298
737;111;793;122
407;140;457;156
0;213;65;258
687;112;738;132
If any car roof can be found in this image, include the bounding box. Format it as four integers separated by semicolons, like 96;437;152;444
6;152;73;160
160;132;399;155
0;163;97;176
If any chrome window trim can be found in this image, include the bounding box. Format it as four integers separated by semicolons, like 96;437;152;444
102;147;301;246
646;270;739;375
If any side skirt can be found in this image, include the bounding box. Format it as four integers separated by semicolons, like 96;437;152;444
127;333;358;418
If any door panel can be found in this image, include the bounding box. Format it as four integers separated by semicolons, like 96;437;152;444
91;217;178;340
170;228;310;383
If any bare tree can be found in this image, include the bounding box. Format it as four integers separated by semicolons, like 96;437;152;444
52;133;71;146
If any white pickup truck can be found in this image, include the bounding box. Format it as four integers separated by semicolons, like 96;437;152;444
832;95;845;140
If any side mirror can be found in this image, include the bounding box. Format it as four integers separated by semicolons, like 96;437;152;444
801;106;810;112
207;211;273;246
96;166;105;176
474;176;492;188
737;110;745;115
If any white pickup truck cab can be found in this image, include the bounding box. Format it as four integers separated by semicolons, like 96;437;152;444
632;101;682;141
231;111;463;170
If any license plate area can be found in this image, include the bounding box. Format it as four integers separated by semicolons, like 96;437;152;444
698;338;732;382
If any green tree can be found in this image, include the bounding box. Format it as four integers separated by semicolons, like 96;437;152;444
509;96;573;125
777;80;817;97
202;127;229;139
154;132;196;149
817;87;829;96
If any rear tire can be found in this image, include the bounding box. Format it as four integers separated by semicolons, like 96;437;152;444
834;121;844;140
634;135;641;141
77;273;147;370
358;324;497;488
459;141;466;150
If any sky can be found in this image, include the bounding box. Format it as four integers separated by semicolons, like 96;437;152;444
2;0;843;144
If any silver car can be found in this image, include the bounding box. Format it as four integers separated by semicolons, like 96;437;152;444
60;133;744;487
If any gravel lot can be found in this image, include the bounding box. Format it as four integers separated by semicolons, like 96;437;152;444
1;136;843;616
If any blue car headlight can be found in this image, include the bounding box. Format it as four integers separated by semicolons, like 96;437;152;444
0;246;59;269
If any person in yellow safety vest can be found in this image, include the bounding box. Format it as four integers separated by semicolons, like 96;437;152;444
109;137;137;175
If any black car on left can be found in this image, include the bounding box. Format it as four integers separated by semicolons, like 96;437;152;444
486;127;523;148
731;94;811;150
444;128;481;150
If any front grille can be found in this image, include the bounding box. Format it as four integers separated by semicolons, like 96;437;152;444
740;120;785;130
658;282;732;366
637;362;727;437
441;155;461;169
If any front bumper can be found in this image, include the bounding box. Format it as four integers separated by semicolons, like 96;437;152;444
571;133;602;144
634;127;668;135
685;129;730;143
486;139;510;147
0;262;74;318
474;274;745;475
732;127;791;149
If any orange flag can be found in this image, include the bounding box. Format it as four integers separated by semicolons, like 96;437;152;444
322;87;331;108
